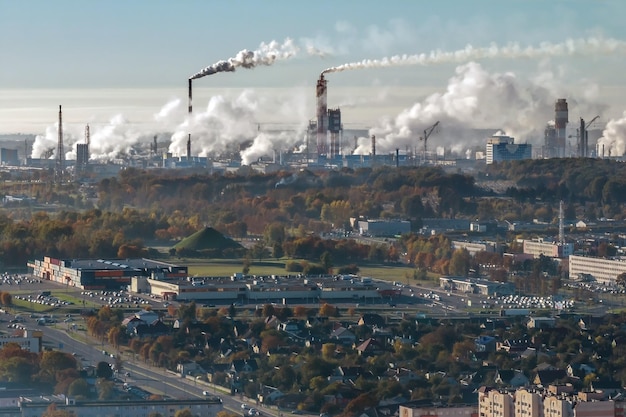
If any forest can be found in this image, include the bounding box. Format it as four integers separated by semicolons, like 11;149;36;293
0;158;625;269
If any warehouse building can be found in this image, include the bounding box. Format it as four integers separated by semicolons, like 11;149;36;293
27;256;187;290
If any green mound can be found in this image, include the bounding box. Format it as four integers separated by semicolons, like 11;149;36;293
173;227;242;251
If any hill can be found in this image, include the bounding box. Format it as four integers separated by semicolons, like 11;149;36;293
173;227;243;252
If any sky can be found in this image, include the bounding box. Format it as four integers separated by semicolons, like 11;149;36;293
2;0;626;161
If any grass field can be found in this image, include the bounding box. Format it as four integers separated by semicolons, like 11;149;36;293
185;259;433;285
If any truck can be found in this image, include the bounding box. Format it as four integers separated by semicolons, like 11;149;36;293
499;308;530;317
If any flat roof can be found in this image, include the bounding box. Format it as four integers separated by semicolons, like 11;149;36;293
67;258;182;271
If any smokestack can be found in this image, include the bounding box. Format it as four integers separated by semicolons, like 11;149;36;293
396;148;399;168
579;118;585;157
56;105;65;183
555;99;568;157
188;79;192;160
316;74;328;155
371;135;376;157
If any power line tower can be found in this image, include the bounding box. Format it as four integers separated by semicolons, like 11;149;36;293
55;105;65;183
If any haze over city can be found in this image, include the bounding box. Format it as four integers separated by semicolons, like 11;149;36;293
2;0;626;162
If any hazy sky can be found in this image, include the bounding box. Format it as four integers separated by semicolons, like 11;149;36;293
2;0;626;159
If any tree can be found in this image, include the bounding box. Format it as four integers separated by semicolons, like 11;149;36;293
449;248;470;277
320;251;333;273
96;379;115;400
617;272;626;288
0;291;12;306
67;378;90;399
95;361;113;379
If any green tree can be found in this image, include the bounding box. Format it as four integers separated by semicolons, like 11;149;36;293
320;251;333;273
96;379;115;400
95;361;113;379
67;378;90;399
449;248;470;277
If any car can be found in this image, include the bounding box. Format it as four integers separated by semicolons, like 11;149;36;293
124;372;130;377
248;409;260;416
241;404;249;410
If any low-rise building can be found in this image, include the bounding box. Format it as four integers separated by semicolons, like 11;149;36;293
569;255;626;284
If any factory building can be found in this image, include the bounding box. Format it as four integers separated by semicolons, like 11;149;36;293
452;240;497;256
358;219;411;237
568;255;626;284
485;135;532;164
522;239;574;258
0;148;19;166
0;329;42;353
28;256;188;290
132;274;384;304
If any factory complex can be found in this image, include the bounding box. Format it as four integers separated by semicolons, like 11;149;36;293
0;74;606;181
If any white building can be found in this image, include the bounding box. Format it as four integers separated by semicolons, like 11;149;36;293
0;329;42;353
358;219;411;237
569;255;626;284
523;239;574;258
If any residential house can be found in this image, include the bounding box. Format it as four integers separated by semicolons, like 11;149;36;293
533;369;568;386
358;313;386;328
133;320;169;338
527;317;556;329
328;366;367;383
567;363;596;378
331;326;356;345
355;338;387;357
475;335;497;353
494;369;529;387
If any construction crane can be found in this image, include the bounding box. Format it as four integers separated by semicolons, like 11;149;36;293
419;121;440;163
575;115;599;157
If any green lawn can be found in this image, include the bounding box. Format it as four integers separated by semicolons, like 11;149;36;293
185;259;429;284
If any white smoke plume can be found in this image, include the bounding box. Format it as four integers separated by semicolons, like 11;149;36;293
354;62;574;155
190;38;300;80
31;99;184;161
598;112;626;157
323;36;626;74
168;89;310;164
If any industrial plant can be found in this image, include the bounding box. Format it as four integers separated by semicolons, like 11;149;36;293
1;37;615;182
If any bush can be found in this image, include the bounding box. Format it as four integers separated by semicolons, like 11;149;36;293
337;264;360;274
285;261;304;272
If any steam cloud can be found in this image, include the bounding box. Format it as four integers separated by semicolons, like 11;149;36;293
598;112;626;157
322;37;626;74
168;89;310;165
190;39;300;80
353;61;604;156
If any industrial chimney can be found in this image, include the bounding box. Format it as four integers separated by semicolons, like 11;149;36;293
555;99;568;157
187;78;192;160
316;74;328;155
55;105;65;183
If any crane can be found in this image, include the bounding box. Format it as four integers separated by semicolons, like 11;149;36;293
419;121;440;163
577;115;599;157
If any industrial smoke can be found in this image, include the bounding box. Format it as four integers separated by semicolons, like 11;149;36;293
598;112;626;157
353;61;604;156
322;36;626;74
190;39;299;80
